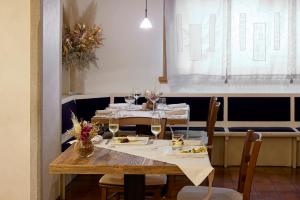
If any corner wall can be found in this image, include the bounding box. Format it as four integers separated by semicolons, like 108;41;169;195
0;1;31;199
42;0;62;199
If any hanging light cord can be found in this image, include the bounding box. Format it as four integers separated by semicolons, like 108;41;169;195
145;0;148;18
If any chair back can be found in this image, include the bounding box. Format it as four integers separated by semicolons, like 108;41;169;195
237;130;262;200
206;101;220;158
206;96;218;128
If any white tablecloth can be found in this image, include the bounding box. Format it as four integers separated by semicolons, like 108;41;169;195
95;103;190;120
95;139;213;186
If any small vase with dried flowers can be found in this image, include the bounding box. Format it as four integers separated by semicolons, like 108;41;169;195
68;112;99;157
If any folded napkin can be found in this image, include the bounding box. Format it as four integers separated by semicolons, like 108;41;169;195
68;135;103;145
109;103;128;109
168;103;188;108
165;110;186;115
95;110;112;115
91;135;103;144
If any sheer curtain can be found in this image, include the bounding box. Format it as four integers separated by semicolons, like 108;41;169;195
166;0;299;90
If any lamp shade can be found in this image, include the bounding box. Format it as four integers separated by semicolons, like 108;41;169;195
140;17;152;29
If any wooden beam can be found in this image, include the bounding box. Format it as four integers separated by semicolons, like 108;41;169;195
159;0;168;84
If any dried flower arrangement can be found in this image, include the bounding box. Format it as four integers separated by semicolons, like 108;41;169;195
62;23;103;69
68;112;99;143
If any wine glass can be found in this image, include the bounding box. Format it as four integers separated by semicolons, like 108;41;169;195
132;89;142;105
151;112;161;140
149;92;160;112
109;113;119;138
158;97;166;110
124;95;135;110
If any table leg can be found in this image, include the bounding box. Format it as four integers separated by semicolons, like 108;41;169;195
60;174;66;200
124;174;145;200
203;169;215;200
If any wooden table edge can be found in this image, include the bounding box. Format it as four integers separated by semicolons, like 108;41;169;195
49;164;183;175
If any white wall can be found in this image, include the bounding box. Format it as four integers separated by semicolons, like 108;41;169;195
0;1;31;199
64;0;300;94
64;0;167;94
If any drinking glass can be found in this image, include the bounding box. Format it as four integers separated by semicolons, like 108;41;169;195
124;95;135;110
172;133;184;150
132;89;142;105
149;93;160;112
158;97;166;110
151;112;161;140
109;113;119;137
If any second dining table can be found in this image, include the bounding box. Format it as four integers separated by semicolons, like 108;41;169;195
91;103;191;138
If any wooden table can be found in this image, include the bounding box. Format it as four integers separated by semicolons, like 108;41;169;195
49;145;214;200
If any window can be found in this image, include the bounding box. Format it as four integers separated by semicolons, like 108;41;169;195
164;0;299;88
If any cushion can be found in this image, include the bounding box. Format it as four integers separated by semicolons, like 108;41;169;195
76;97;110;121
228;127;295;132
99;174;167;186
177;186;242;200
166;97;224;121
167;127;225;132
295;97;300;121
228;97;290;121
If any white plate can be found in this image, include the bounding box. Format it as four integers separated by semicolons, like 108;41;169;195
110;136;149;145
161;146;208;157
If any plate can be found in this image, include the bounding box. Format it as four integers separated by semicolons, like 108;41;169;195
161;145;208;157
178;146;208;155
110;136;149;145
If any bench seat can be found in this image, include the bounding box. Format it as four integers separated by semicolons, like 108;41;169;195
228;127;295;132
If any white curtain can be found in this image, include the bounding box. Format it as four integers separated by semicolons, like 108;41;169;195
166;0;299;89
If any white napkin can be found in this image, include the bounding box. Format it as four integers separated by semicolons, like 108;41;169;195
165;110;186;115
95;110;112;115
109;103;128;109
67;135;103;145
91;135;103;144
167;103;188;109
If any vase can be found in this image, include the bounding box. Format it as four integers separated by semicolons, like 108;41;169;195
69;66;85;94
74;139;94;158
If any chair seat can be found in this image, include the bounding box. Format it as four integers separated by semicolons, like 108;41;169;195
177;186;242;200
99;174;167;186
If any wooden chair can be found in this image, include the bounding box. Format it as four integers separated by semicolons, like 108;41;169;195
206;101;220;159
206;96;218;129
166;98;220;200
177;130;262;200
99;117;167;200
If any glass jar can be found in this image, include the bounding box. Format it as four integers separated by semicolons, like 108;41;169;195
74;139;94;158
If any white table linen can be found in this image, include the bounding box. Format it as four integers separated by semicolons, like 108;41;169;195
95;103;189;120
95;139;213;186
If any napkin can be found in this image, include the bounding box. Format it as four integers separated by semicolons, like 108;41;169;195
165;110;186;115
91;135;103;144
95;110;112;115
67;135;103;145
109;103;128;109
168;103;188;109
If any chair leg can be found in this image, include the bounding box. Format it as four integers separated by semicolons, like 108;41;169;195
166;175;176;200
100;187;107;200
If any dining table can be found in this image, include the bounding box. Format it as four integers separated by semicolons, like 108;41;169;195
91;103;191;138
49;138;215;200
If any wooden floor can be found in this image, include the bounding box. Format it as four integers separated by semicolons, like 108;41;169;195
65;167;300;200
